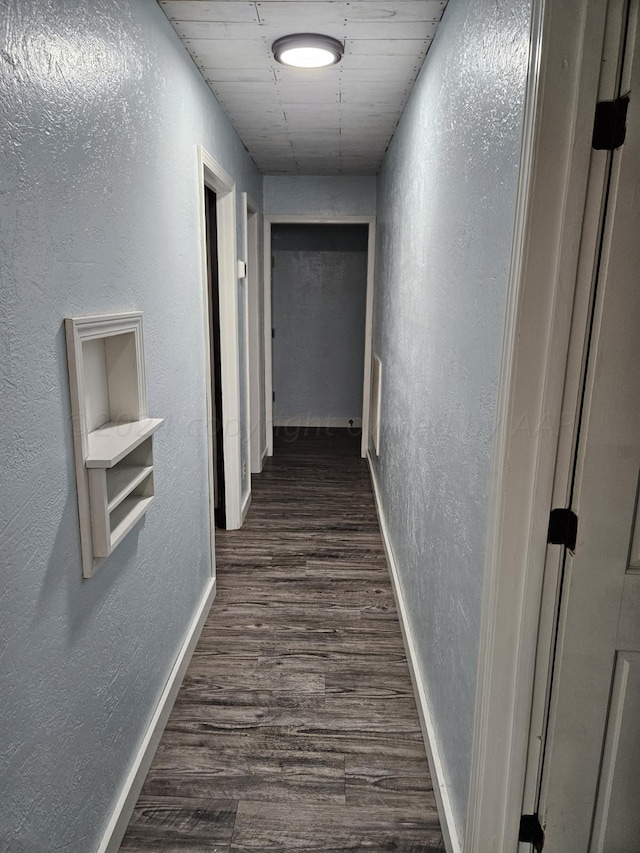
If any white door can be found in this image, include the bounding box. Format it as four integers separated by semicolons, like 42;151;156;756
533;3;640;850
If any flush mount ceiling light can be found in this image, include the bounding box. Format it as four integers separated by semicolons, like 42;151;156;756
272;33;344;68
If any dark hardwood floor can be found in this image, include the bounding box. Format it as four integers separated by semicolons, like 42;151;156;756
120;428;444;852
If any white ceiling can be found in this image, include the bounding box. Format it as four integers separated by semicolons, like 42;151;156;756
158;1;448;175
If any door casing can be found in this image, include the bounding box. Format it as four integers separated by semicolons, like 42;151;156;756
465;0;619;850
528;0;639;846
243;193;263;477
198;146;242;533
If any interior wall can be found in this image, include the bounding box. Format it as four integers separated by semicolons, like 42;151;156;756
272;225;368;426
0;1;261;850
370;0;532;842
263;175;376;216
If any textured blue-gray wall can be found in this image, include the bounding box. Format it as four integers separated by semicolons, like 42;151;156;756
263;175;376;216
371;0;532;841
0;1;261;850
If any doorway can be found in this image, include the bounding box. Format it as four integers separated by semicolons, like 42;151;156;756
264;215;376;458
198;147;244;535
243;194;263;476
271;223;367;440
522;2;640;849
204;185;226;528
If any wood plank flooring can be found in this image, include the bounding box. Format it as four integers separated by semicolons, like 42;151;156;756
120;428;444;852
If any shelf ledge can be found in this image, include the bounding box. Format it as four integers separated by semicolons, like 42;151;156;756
86;418;165;468
107;466;154;513
110;495;155;551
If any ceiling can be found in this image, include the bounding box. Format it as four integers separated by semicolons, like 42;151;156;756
158;1;448;175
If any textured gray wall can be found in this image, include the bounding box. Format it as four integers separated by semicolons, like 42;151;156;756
272;225;368;424
263;175;376;216
0;1;261;850
371;0;532;841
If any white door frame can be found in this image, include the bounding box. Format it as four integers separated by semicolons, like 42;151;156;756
465;0;614;850
197;146;242;532
523;0;637;832
243;194;263;475
528;1;637;844
263;214;376;458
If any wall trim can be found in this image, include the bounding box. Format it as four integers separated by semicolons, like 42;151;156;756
241;490;252;523
465;0;611;849
98;577;216;852
263;214;376;460
243;193;263;475
367;454;462;853
273;417;362;428
198;146;242;531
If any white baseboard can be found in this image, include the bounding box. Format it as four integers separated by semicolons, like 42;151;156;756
367;454;462;853
273;417;363;428
98;577;217;853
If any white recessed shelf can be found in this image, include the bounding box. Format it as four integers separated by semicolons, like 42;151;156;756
110;495;155;551
86;418;164;468
106;464;154;512
65;312;164;577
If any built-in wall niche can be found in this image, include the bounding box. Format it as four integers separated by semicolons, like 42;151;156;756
65;312;164;578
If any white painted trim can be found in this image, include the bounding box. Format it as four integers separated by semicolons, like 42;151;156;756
239;192;254;507
370;353;382;456
273;417;362;428
367;453;461;853
263;217;274;457
98;578;216;853
263;214;376;460
466;1;612;850
241;490;252;523
266;215;375;224
244;194;263;475
523;0;632;830
361;222;376;458
64;312;150;578
198;147;242;531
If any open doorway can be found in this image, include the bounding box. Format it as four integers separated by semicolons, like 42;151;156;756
198;147;243;535
204;186;226;527
243;194;263;477
264;216;376;458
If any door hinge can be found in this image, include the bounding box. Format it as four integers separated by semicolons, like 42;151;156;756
271;255;275;268
272;391;275;402
547;507;578;552
272;328;275;339
592;94;629;150
519;814;545;851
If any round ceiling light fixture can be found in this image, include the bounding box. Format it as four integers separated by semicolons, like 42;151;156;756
272;33;344;68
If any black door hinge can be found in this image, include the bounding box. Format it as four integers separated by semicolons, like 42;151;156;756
272;328;275;339
592;94;629;150
547;508;578;552
272;391;275;402
519;813;545;851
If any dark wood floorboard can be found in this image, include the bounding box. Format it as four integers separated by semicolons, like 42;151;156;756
230;802;442;853
120;429;444;853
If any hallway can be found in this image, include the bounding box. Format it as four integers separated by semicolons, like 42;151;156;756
120;429;443;851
